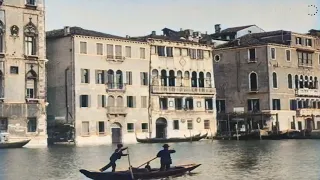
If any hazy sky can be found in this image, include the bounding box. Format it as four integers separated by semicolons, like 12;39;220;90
46;0;320;36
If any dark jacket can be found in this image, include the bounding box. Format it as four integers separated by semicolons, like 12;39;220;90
109;148;126;162
156;149;176;164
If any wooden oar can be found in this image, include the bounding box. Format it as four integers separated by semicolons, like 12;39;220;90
127;148;134;179
136;157;158;168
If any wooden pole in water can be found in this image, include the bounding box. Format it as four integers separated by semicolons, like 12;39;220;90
236;124;239;141
127;148;134;180
227;114;231;140
258;123;262;140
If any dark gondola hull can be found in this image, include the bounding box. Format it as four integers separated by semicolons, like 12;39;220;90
80;163;201;180
0;139;31;149
136;133;208;143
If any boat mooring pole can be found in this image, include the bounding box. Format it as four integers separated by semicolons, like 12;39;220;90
127;148;134;180
258;123;262;140
236;124;239;141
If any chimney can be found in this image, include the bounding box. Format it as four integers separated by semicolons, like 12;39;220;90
180;28;183;31
126;35;130;38
64;26;70;36
215;24;221;33
151;31;156;35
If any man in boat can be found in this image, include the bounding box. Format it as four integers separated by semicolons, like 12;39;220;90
156;144;176;171
99;144;128;172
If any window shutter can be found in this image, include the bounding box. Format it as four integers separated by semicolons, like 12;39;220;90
81;69;84;83
95;70;98;84
133;96;136;108
122;71;127;84
98;95;102;107
140;72;143;85
126;72;129;84
79;95;82;107
102;95;106;107
88;95;91;107
96;121;99;135
104;70;108;84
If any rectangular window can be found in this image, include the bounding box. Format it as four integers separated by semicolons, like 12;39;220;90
157;46;165;56
106;44;114;59
197;49;204;59
27;118;37;132
125;46;131;58
272;99;281;110
205;98;213;110
80;41;87;54
185;98;194;110
174;98;183;110
286;50;291;61
0;119;8;132
127;96;136;108
82;121;89;135
141;96;147;108
81;69;90;83
189;49;197;59
95;70;105;84
298;52;313;66
166;47;173;57
96;43;103;55
97;95;106;108
140;72;148;85
26;0;36;5
26;79;35;98
141;123;148;132
10;66;18;74
187;120;193;130
25;36;36;55
247;99;260;112
296;37;302;45
306;39;312;46
126;71;132;85
290;100;297;110
140;48;146;59
248;48;256;61
159;97;168;110
115;45;122;59
98;121;105;134
204;120;210;129
80;95;89;107
127;123;134;132
216;100;226;113
271;48;276;59
173;120;179;130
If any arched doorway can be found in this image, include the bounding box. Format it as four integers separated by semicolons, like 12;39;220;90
111;122;122;144
156;118;167;138
305;118;313;130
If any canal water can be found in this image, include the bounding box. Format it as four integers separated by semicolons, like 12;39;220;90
1;140;320;180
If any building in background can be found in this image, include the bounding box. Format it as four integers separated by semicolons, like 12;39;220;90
132;29;217;139
46;27;150;145
213;30;320;134
0;0;48;146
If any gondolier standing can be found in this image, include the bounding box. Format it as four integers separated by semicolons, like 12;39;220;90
99;144;128;172
156;144;176;171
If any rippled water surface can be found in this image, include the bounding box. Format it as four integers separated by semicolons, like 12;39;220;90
1;140;320;180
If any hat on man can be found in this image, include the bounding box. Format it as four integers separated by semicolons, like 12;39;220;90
162;144;169;148
117;144;123;148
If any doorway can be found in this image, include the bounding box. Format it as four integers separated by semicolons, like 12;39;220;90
156;118;167;138
111;123;122;144
305;118;313;130
0;119;8;132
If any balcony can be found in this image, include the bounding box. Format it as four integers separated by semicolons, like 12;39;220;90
295;88;320;97
151;86;215;95
106;83;126;92
107;106;127;115
106;55;125;63
296;109;320;116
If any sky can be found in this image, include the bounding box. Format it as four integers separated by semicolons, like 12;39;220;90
45;0;320;36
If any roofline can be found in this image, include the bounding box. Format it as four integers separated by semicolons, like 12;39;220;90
291;32;319;38
214;43;291;51
146;37;214;48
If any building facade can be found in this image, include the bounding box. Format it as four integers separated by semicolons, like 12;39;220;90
46;27;217;145
0;0;48;146
213;30;320;133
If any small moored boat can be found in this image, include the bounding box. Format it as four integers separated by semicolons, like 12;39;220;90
80;163;201;180
0;139;31;149
136;133;208;143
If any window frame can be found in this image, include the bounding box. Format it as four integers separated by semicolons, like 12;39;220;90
79;41;88;54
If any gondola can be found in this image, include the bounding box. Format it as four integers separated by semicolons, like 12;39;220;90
0;139;31;149
136;133;208;143
80;163;201;180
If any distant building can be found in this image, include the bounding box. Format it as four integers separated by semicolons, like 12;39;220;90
0;0;48;146
213;30;320;133
46;27;217;145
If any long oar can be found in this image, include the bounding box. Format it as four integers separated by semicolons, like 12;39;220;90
136;157;158;169
127;148;134;179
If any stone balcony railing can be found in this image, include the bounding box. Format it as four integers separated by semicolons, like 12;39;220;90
151;86;215;95
296;109;320;117
106;106;127;115
295;88;320;97
106;83;126;92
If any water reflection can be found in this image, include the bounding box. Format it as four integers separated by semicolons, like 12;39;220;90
1;140;320;180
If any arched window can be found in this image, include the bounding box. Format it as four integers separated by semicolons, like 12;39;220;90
116;70;123;89
309;76;313;89
107;70;114;89
108;95;115;107
161;70;167;86
168;70;175;86
191;71;197;87
287;74;292;89
249;72;258;91
272;72;277;88
314;77;318;89
299;75;304;88
0;21;4;53
151;69;159;85
24;18;38;56
26;68;37;98
304;76;308;88
176;71;182;86
184;71;190;87
116;96;123;107
206;72;212;88
295;75;299;89
0;70;3;98
198;72;204;88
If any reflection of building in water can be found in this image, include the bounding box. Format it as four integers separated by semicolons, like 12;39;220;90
214;30;320;134
0;0;48;146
